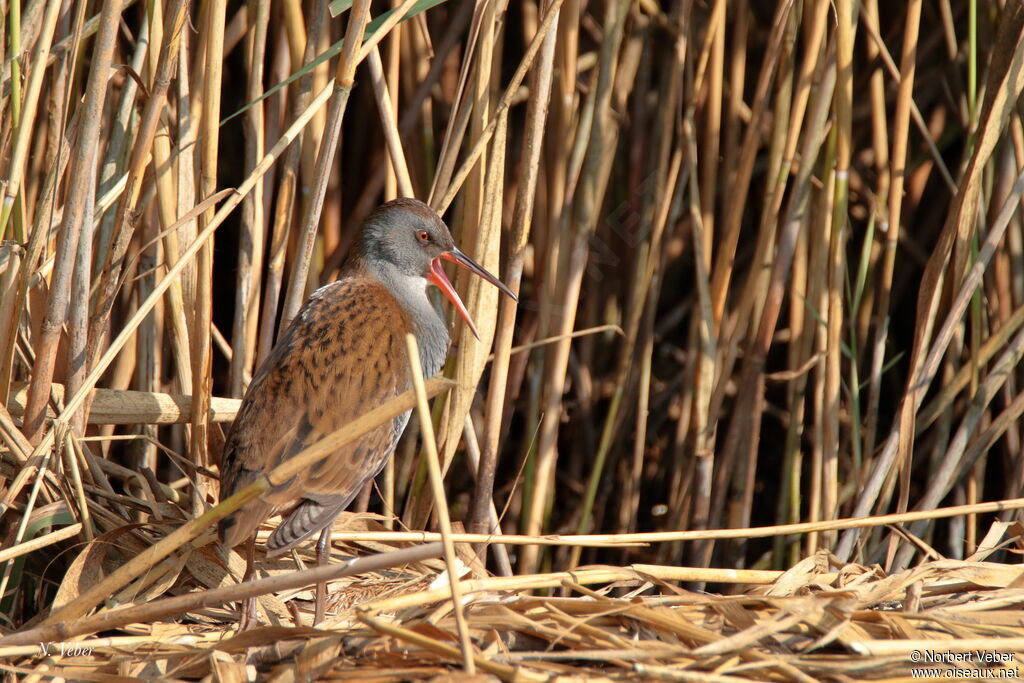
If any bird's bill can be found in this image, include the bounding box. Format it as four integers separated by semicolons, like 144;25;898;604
427;247;518;341
442;247;518;300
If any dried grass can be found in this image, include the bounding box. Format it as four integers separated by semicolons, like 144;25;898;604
2;514;1023;679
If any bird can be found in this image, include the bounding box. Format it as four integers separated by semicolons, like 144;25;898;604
216;197;516;626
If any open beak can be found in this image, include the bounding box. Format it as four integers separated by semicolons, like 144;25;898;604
426;246;518;340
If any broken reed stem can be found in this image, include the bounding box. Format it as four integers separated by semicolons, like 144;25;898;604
405;334;476;675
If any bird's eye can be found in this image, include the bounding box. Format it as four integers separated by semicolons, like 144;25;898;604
417;230;431;242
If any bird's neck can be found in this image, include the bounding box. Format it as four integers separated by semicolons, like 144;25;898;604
363;260;450;377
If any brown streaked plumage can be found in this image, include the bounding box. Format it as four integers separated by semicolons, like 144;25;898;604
217;275;415;553
216;198;515;624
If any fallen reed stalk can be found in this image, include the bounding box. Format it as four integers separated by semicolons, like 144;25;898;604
0;542;444;648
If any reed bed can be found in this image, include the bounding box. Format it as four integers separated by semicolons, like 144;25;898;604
1;0;1024;679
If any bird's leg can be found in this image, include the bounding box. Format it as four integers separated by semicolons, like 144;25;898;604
314;526;332;626
238;535;258;631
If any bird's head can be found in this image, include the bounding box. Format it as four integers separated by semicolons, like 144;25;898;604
359;198;517;339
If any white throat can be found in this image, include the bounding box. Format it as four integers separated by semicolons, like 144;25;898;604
368;261;450;377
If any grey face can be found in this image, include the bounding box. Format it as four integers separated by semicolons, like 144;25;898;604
360;199;455;278
357;197;518;342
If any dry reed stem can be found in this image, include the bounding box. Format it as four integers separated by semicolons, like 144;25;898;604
21;0;124;444
367;45;414;197
431;0;565;215
25;79;333;463
229;0;271;397
0;0;60;235
522;0;630;576
0;522;82;563
6;382;240;424
191;0;227;486
474;0;558;548
86;0;189;384
257;2;324;362
849;638;1024;657
280;0;371;331
893;4;1024;527
839;19;1024;552
314;495;1024;548
364;564;834;615
405;334;475;674
1;86;309;590
707;0;794;330
863;0;921;472
357;610;542;682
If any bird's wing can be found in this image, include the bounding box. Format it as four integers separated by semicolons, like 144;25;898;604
218;276;415;546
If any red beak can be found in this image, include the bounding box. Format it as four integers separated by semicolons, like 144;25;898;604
426;247;517;340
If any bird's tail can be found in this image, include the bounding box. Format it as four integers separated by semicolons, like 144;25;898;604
265;498;346;557
218;499;274;549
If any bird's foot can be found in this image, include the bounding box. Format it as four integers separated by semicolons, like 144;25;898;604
237;597;259;632
313;525;332;626
314;581;327;626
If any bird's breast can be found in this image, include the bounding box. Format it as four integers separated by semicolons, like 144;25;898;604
412;305;450;378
